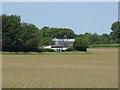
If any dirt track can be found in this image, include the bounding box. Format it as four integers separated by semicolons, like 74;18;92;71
2;48;118;88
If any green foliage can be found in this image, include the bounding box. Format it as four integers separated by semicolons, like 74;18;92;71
2;14;41;52
40;37;53;46
20;23;41;51
77;32;117;45
2;14;21;51
110;21;120;43
0;15;2;51
77;33;100;45
99;34;111;44
40;26;75;39
37;48;55;52
65;46;74;51
2;14;119;52
73;38;89;52
89;44;120;48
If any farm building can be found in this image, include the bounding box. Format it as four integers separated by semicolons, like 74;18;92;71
43;38;75;51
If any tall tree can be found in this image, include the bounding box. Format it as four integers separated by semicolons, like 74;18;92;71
110;21;120;43
2;14;21;51
40;26;75;39
99;33;110;44
0;15;2;51
2;15;41;51
77;33;100;45
20;23;41;51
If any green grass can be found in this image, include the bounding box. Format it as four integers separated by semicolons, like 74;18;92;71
1;51;95;55
89;44;120;48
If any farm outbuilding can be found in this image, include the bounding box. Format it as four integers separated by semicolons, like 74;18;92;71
43;38;75;51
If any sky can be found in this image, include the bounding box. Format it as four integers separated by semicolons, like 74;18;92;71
2;2;118;35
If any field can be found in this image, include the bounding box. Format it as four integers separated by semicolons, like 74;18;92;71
2;48;118;88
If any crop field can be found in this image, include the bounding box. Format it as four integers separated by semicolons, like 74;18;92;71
2;48;118;88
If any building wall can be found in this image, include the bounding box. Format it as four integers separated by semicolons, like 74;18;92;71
53;38;75;46
43;38;75;51
52;47;67;51
44;46;51;49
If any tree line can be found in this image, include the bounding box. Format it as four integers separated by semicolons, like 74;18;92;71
1;14;120;52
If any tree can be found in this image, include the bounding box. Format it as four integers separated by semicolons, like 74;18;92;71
40;26;76;39
89;33;100;44
40;26;50;37
73;38;89;52
56;28;75;39
2;14;41;52
77;33;100;45
110;21;120;43
2;14;21;51
0;15;2;51
40;37;53;46
99;33;110;44
20;23;41;51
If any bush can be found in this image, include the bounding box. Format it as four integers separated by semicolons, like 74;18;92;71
36;48;55;52
42;48;55;52
73;38;89;52
65;46;74;51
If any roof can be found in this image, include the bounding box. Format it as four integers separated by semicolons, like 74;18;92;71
41;45;51;48
52;38;75;42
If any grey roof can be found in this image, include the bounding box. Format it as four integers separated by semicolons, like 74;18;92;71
51;45;69;48
52;38;75;42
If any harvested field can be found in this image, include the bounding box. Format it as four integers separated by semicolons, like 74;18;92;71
2;48;118;88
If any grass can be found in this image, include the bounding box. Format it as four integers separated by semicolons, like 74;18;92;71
2;48;118;88
1;51;95;55
89;44;120;48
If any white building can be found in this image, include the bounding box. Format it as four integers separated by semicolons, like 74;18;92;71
43;38;75;51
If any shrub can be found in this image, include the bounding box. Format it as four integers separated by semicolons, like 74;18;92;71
42;48;55;52
65;46;74;51
73;38;89;52
36;48;55;52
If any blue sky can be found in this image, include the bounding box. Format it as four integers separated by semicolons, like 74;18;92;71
2;2;118;34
